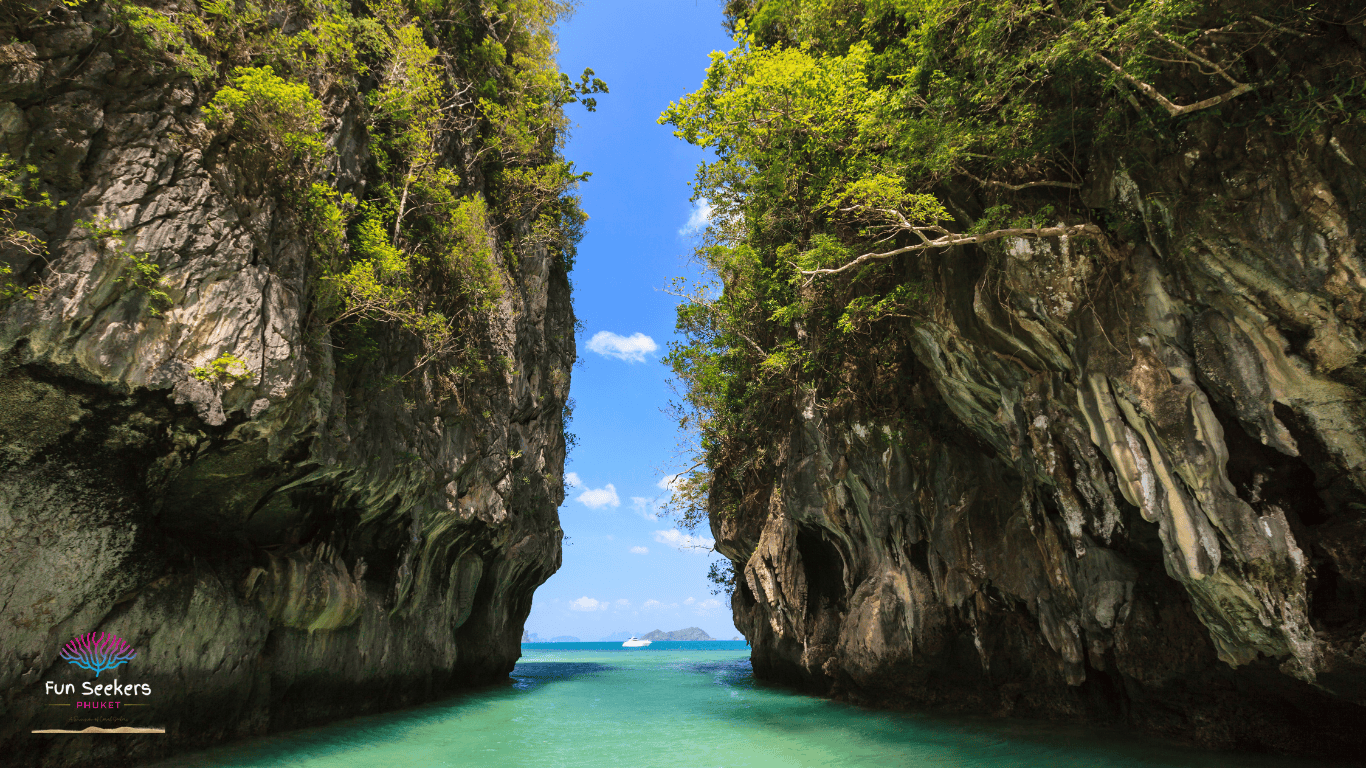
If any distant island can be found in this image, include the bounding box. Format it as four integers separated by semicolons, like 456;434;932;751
520;631;579;642
523;629;729;642
640;627;714;641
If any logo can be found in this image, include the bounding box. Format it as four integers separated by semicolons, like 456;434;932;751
59;632;137;677
37;632;162;733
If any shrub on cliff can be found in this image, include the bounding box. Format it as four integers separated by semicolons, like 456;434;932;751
203;65;327;172
72;0;607;392
0;154;62;303
659;0;1364;532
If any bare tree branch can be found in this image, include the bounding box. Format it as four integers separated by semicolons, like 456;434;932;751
1251;15;1308;38
1153;31;1242;86
1192;22;1244;41
961;171;1082;191
801;223;1102;279
1091;51;1256;118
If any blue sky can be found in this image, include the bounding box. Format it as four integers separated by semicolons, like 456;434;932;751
520;1;738;641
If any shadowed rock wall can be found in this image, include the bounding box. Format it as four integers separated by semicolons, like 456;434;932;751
0;2;573;765
717;124;1366;757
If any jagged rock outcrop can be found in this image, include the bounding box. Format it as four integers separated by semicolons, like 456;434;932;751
717;126;1366;756
0;1;574;765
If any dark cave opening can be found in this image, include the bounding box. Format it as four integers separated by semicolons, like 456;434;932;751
796;526;847;618
1277;325;1315;362
1310;565;1359;628
1268;402;1361;522
1209;400;1327;526
905;537;932;578
1204;397;1360;630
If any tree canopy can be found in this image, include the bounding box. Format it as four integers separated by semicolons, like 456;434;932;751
657;0;1364;534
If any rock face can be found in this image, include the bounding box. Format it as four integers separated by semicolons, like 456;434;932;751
717;125;1366;757
0;3;573;766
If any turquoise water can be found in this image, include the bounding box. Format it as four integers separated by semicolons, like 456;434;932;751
150;642;1338;767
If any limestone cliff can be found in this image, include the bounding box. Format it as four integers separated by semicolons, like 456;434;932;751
0;0;577;764
719;88;1366;762
670;2;1366;758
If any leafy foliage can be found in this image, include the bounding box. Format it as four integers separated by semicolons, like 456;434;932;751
53;0;605;390
658;0;1361;538
191;352;254;382
706;559;739;597
119;252;173;316
203;65;327;172
0;154;63;302
112;0;214;78
9;0;599;386
74;216;174;316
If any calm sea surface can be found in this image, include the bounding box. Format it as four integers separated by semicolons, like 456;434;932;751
149;642;1340;767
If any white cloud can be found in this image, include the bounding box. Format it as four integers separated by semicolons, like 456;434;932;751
616;599;631;608
657;474;681;491
569;596;608;612
680;198;714;235
654;528;716;553
565;472;581;488
629;546;649;554
695;598;722;613
577;483;620;509
642;599;664;610
587;331;658;363
683;597;695;605
630;497;660;521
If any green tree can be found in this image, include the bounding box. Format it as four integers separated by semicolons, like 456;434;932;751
135;0;607;389
657;0;1357;536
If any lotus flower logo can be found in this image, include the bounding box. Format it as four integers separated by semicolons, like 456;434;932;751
60;632;137;677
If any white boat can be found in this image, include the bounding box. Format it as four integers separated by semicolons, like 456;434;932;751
621;636;651;647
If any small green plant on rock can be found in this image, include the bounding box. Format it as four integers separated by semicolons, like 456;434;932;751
112;0;214;79
0;154;62;302
77;216;174;316
203;65;326;176
706;559;739;597
74;215;124;246
191;353;253;383
118;252;173;316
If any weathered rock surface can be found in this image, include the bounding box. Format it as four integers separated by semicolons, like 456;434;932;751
718;124;1366;757
0;5;572;766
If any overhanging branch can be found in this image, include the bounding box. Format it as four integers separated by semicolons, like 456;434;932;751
800;223;1102;279
961;171;1082;191
1091;51;1256;118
